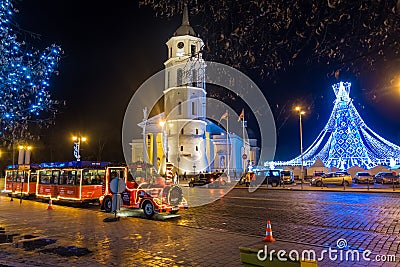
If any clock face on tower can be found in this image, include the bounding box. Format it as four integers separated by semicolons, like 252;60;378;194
177;42;184;49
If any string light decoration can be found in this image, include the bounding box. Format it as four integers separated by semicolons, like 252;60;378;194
0;0;62;141
273;82;400;170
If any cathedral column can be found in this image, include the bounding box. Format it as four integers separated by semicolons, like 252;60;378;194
152;133;158;167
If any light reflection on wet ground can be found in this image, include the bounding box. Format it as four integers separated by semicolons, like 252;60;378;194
2;189;397;266
1;195;242;266
182;183;235;207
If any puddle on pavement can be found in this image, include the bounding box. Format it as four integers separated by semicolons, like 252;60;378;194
0;234;13;244
20;238;56;251
40;246;92;257
8;232;91;257
0;227;18;244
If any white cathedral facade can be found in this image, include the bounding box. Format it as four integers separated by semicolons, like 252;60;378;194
130;5;258;177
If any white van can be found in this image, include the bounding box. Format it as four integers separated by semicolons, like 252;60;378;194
280;170;294;184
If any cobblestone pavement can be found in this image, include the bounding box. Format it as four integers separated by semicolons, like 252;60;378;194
175;189;400;266
0;195;258;267
1;188;400;266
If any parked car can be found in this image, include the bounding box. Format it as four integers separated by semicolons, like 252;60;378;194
280;170;294;184
310;172;352;186
258;170;281;187
374;172;399;184
312;171;325;179
189;172;224;188
335;171;350;175
353;172;374;184
239;170;281;187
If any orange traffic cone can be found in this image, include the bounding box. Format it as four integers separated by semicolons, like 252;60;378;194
47;199;53;210
263;220;276;242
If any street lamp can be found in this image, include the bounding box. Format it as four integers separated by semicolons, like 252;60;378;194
72;135;87;161
295;106;305;189
18;145;32;165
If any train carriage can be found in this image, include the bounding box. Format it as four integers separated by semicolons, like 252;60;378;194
36;161;116;203
4;164;39;199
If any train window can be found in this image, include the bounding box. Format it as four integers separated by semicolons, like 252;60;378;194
127;171;134;182
94;170;105;185
30;173;37;183
60;170;77;185
82;169;104;185
51;170;60;184
39;170;52;184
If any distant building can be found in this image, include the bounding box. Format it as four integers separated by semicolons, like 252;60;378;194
130;5;258;176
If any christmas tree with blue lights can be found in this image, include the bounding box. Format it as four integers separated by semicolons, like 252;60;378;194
275;82;400;170
0;0;62;142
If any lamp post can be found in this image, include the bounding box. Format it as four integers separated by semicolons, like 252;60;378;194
295;106;305;189
72;135;87;161
17;145;32;204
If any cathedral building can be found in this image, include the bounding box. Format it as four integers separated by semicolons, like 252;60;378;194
130;5;258;177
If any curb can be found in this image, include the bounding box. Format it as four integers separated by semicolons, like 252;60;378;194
233;185;400;194
239;246;318;267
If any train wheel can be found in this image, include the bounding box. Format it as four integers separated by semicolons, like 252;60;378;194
142;200;155;218
103;196;112;213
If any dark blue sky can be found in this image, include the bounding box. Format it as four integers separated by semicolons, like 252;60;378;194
11;0;400;163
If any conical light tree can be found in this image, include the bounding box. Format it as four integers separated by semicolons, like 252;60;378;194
0;0;62;143
274;82;400;170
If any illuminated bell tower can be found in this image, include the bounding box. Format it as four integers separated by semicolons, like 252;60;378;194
163;4;208;174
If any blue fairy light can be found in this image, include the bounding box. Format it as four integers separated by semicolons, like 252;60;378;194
0;0;62;139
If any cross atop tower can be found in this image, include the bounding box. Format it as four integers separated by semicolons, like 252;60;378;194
174;3;195;36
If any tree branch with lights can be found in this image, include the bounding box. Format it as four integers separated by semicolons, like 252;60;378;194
0;0;63;144
140;0;400;81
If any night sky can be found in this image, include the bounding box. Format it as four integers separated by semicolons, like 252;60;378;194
7;0;400;165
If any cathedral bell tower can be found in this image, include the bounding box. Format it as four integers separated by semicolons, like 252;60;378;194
163;4;208;174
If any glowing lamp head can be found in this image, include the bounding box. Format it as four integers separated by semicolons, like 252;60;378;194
295;106;301;112
18;145;24;150
81;137;87;142
72;136;78;141
27;146;32;151
300;111;305;115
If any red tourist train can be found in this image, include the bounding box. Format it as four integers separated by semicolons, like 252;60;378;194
100;163;188;218
3;161;188;218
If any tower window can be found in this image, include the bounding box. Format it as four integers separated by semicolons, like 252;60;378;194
192;69;197;87
192;101;196;115
180;146;183;151
169;47;172;58
191;45;196;57
178;101;182;115
177;68;183;86
181;128;184;134
196;128;199;135
195;146;198;151
167;71;170;88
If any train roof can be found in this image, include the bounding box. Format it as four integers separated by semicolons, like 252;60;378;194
39;161;111;168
